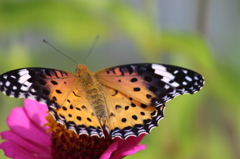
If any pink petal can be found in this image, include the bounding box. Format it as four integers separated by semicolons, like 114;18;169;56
111;134;146;159
1;131;50;154
1;100;52;159
100;134;146;159
100;141;118;159
112;144;146;159
24;99;49;131
0;141;51;159
7;106;50;147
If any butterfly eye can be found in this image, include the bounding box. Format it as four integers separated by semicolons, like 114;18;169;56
75;68;80;74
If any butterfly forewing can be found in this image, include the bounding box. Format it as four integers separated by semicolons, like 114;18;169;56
96;63;204;107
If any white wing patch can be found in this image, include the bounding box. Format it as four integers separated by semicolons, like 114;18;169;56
152;64;180;87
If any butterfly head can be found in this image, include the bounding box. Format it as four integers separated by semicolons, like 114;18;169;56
75;64;87;73
75;64;94;77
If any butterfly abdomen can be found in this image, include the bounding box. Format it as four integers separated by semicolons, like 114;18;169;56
86;87;106;119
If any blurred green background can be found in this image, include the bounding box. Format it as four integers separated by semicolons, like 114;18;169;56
0;0;239;159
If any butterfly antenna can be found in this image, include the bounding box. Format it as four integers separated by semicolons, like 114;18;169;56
83;35;100;64
43;39;78;65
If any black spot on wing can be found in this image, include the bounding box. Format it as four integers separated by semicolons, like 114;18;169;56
69;105;74;109
87;118;92;122
121;118;127;122
73;91;81;97
76;107;81;111
110;112;115;117
133;87;141;92
76;116;82;121
56;89;62;94
124;106;129;110
81;105;87;110
111;90;118;96
132;115;138;120
115;105;122;109
51;80;58;85
131;103;136;107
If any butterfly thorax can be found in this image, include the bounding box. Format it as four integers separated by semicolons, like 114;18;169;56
76;64;107;125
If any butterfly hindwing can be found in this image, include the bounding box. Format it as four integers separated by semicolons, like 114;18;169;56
96;63;204;107
100;85;164;139
0;68;104;137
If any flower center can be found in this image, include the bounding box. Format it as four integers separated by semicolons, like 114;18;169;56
45;114;113;159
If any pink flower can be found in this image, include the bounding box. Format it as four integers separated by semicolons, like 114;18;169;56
0;99;146;159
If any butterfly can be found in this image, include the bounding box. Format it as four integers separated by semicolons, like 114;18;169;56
0;63;204;139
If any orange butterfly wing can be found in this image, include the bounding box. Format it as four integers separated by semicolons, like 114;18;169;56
96;64;203;107
98;85;164;139
0;63;204;139
96;63;204;138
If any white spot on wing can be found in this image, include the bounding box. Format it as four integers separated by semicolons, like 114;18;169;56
10;75;16;79
194;82;199;86
173;70;179;74
169;89;177;95
18;92;26;98
189;86;194;90
183;70;188;74
79;129;88;135
20;81;31;91
57;119;66;127
164;85;170;89
20;86;28;91
18;74;31;84
194;76;199;80
152;64;174;79
5;81;10;87
178;88;185;94
30;88;36;93
49;104;57;109
163;95;171;102
9;92;15;97
152;64;175;84
185;76;192;81
171;82;180;87
38;98;47;104
18;69;29;76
